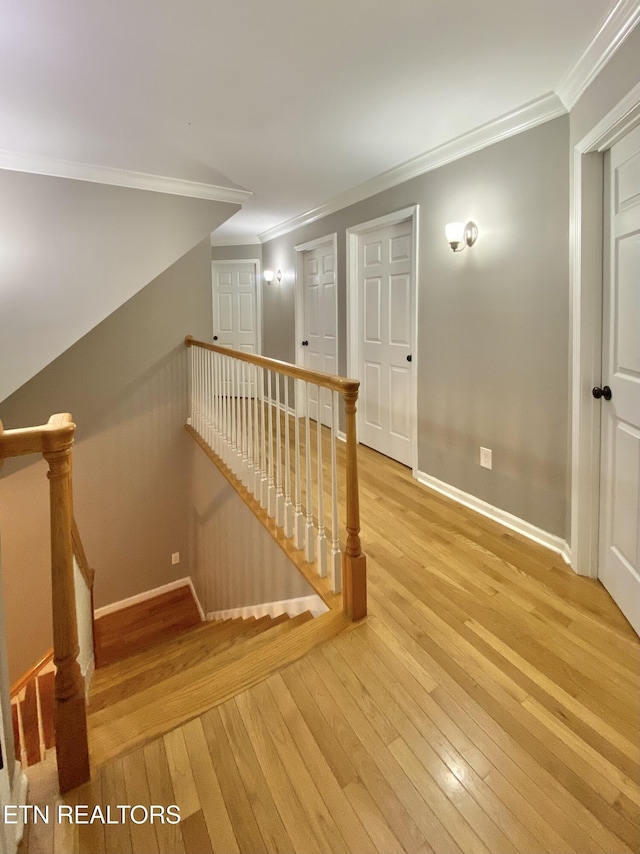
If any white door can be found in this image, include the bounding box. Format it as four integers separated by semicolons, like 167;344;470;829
301;243;337;427
212;261;258;354
357;219;413;466
598;124;640;635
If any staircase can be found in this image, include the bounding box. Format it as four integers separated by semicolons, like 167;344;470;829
87;605;350;768
13;595;350;775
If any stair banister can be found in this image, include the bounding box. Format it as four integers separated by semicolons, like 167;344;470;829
0;414;91;793
185;336;367;620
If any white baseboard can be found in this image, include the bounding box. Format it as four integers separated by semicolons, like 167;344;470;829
416;470;571;564
95;576;205;620
207;594;328;622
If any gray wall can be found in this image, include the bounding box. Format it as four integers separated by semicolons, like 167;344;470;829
0;239;214;679
211;244;263;261
262;116;570;538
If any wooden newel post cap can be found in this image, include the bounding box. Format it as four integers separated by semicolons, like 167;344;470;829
0;419;3;471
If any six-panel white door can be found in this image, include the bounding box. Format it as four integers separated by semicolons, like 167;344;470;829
358;220;413;466
212;261;258;354
599;124;640;636
302;244;337;427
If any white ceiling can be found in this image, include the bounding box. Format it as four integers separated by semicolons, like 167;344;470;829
0;0;632;241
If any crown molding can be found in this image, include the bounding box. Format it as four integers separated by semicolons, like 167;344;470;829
210;234;261;246
555;0;640;110
0;149;252;204
258;92;565;243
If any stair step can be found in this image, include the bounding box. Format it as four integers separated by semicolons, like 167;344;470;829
89;613;292;712
95;585;202;668
88;609;346;767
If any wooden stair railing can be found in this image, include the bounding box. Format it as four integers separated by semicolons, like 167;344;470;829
185;336;367;620
0;414;91;793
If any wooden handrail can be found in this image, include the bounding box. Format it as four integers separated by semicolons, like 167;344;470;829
10;649;54;698
0;413;90;792
185;336;360;395
0;413;76;461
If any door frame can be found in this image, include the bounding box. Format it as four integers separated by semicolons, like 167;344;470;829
570;82;640;578
346;205;419;476
294;233;339;372
211;258;263;354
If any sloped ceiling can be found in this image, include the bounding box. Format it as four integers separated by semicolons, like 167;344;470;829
0;169;238;401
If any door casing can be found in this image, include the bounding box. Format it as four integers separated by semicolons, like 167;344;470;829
570;82;640;577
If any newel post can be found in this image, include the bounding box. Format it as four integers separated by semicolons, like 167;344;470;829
43;434;90;793
342;386;367;621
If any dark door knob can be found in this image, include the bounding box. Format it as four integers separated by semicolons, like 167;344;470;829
213;335;218;341
406;355;412;362
301;340;309;346
592;385;612;401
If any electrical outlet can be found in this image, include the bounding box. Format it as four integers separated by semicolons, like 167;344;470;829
171;552;180;566
480;447;492;469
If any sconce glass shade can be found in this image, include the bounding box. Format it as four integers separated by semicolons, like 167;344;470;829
446;221;478;252
445;222;465;245
264;269;275;284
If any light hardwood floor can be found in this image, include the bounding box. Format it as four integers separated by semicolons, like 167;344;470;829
21;443;640;854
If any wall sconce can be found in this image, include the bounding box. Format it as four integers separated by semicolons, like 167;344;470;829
264;269;283;285
445;221;478;252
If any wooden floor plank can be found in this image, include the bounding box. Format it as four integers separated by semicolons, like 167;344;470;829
121;748;159;854
371;587;638;853
234;688;327;854
265;672;378;854
180;717;239;854
143;739;185;854
216;699;291;854
200;706;267;854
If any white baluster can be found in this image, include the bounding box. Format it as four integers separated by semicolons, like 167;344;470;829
275;373;285;527
205;350;212;448
240;361;248;484
194;347;200;434
209;350;215;449
316;388;327;577
284;377;293;537
267;370;276;517
330;390;342;592
294;379;304;549
230;359;236;472
304;381;315;563
220;354;226;463
235;359;243;476
189;344;195;426
254;364;261;497
247;362;254;495
214;351;220;456
260;366;268;509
